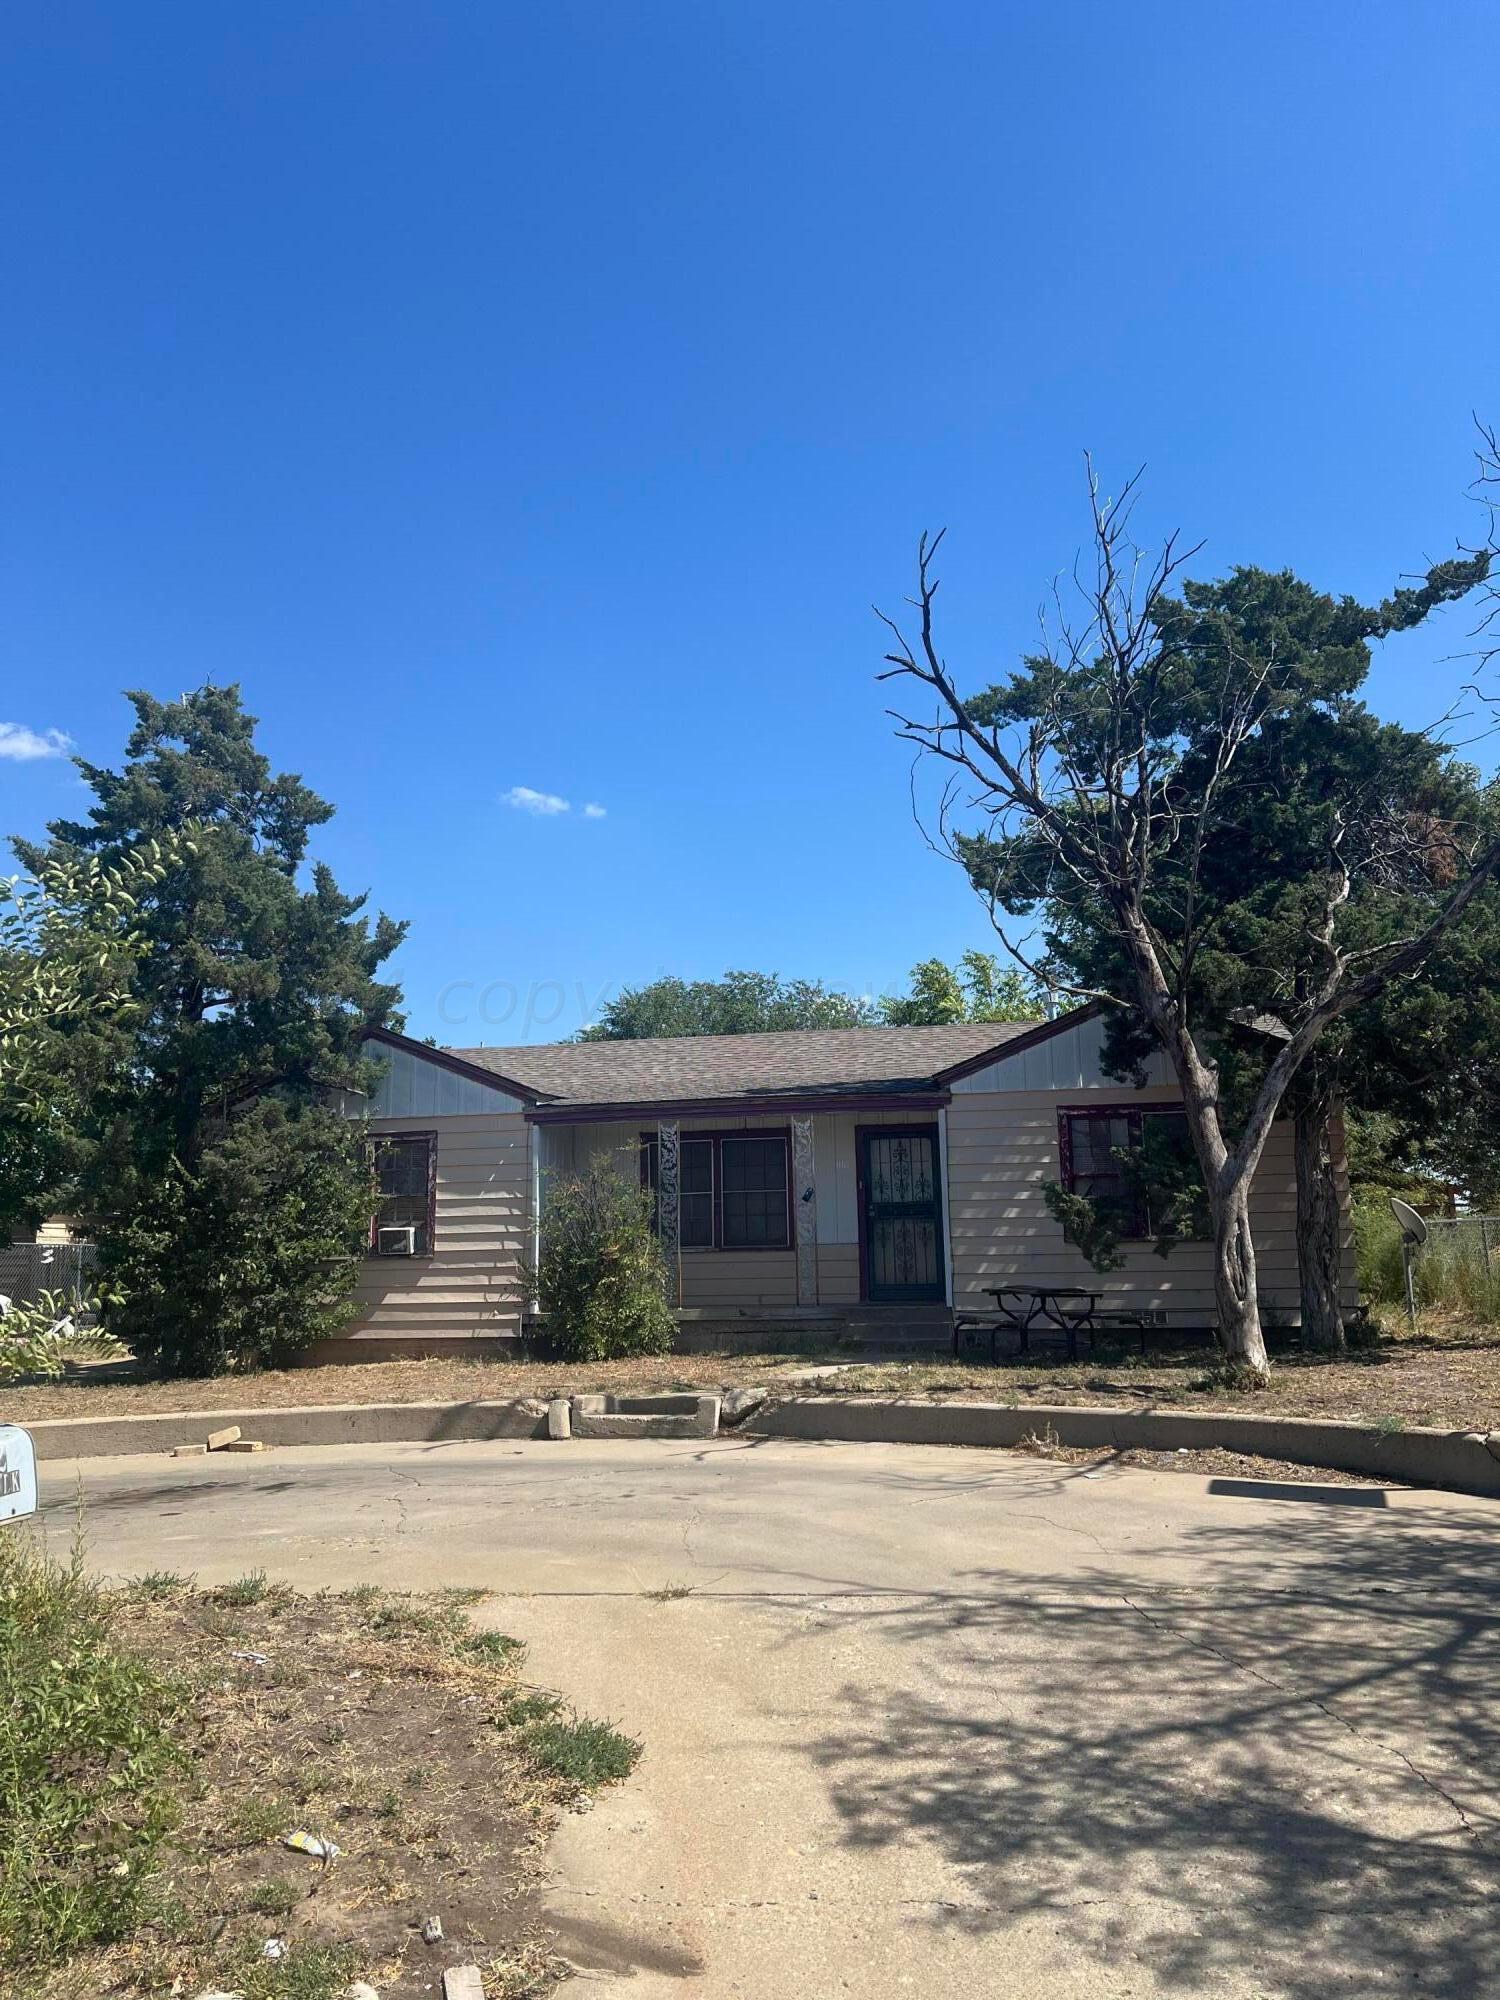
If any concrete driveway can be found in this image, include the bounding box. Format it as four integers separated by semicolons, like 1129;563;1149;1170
39;1436;1499;2000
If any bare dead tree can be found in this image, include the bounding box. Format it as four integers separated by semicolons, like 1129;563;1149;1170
878;466;1498;1375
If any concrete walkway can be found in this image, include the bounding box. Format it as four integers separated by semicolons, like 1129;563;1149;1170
40;1437;1500;2000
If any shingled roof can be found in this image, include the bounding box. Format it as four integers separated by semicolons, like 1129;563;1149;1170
447;1020;1040;1110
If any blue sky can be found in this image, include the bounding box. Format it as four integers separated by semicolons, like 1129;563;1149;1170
3;2;1497;1043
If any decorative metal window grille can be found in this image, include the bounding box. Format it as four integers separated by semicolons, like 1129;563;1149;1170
641;1132;791;1250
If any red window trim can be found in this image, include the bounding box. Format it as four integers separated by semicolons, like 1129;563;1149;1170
639;1128;793;1252
369;1129;438;1256
1056;1104;1192;1242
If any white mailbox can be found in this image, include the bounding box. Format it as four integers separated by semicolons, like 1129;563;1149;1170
0;1425;38;1524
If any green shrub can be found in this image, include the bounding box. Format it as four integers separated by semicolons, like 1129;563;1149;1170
0;1531;186;1969
98;1099;374;1377
1353;1194;1407;1304
522;1165;675;1361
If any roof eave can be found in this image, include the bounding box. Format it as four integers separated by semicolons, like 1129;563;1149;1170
525;1085;952;1124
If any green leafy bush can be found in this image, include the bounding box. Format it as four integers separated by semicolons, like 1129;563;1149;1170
0;1531;186;1968
0;1288;120;1385
98;1099;375;1377
522;1164;674;1361
1353;1193;1407;1304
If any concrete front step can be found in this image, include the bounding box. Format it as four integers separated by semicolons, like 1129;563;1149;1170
673;1304;953;1353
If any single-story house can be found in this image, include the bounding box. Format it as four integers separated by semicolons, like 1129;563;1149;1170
332;1005;1353;1358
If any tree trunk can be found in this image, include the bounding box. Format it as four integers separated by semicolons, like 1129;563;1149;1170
1212;1176;1270;1375
1294;1094;1346;1352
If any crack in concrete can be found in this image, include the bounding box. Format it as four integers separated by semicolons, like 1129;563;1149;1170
1011;1508;1118;1563
1119;1593;1491;1854
679;1504;703;1568
386;1469;422;1535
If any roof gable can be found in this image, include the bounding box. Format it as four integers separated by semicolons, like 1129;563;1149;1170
361;1026;542;1107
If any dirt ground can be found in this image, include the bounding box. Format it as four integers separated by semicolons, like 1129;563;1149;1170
9;1312;1499;1433
1010;1431;1399;1486
39;1578;620;2000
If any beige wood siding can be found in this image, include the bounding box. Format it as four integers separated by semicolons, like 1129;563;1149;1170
816;1241;861;1303
348;1111;529;1344
946;1086;1353;1325
676;1250;799;1308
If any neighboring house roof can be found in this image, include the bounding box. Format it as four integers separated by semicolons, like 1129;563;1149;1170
446;1020;1047;1111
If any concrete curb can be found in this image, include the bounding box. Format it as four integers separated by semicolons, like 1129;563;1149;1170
23;1398;553;1462
744;1397;1500;1499
20;1391;1500;1500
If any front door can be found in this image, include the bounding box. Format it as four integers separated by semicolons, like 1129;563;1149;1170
859;1126;946;1302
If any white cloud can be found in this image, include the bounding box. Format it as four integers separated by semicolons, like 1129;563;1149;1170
0;723;72;763
582;802;607;819
503;785;570;816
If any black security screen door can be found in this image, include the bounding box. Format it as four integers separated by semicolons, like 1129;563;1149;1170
860;1127;945;1302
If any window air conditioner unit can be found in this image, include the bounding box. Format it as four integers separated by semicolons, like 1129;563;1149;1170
377;1225;417;1256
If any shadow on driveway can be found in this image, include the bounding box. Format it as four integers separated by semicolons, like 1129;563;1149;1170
809;1501;1499;1998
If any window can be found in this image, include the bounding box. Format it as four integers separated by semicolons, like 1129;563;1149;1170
720;1136;790;1248
1057;1108;1203;1240
371;1132;435;1253
677;1138;715;1247
640;1131;791;1250
641;1136;715;1246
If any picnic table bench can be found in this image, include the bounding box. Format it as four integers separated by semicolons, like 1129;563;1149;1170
953;1286;1156;1362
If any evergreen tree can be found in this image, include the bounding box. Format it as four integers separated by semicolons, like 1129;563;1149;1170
14;686;405;1374
0;837;188;1231
1052;667;1500;1348
881;480;1496;1375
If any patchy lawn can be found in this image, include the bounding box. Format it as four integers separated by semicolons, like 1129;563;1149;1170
3;1348;796;1424
828;1312;1500;1432
7;1311;1499;1433
3;1532;637;2000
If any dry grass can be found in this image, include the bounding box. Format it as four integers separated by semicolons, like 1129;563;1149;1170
1010;1438;1402;1486
3;1349;794;1424
23;1570;636;2000
8;1310;1500;1434
828;1311;1500;1431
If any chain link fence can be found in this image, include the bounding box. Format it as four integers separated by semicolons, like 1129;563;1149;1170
1414;1216;1500;1323
0;1241;99;1311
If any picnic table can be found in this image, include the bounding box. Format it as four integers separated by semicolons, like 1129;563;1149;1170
953;1286;1154;1362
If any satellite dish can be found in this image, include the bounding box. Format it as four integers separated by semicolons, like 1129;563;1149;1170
1390;1198;1428;1326
1390;1197;1429;1245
